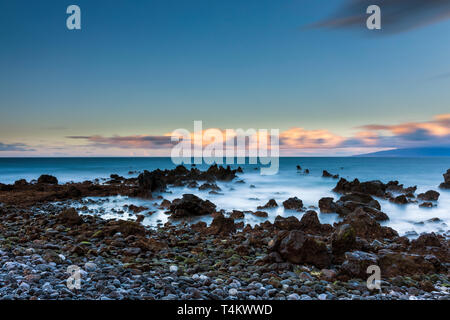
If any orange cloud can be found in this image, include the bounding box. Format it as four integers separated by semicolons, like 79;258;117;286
360;114;450;137
280;128;344;149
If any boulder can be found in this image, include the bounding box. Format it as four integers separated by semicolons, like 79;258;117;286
138;170;167;195
274;216;301;230
257;199;278;210
339;251;379;279
391;195;409;205
282;197;303;211
298;210;332;234
338;193;381;210
199;183;221;191
57;208;82;226
340;208;398;240
208;213;236;235
333;178;386;197
417;190;440;201
169;194;216;218
318;197;336;213
270;230;331;268
331;224;357;256
37;175;58;185
323;170;339;179
439;169;450;189
230;210;244;220
378;249;440;276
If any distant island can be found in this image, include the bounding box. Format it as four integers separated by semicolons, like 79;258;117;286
356;147;450;157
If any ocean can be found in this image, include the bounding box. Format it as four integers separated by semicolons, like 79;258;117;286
0;157;449;238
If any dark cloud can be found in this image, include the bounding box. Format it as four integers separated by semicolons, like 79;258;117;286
0;142;34;152
67;135;174;149
312;0;450;33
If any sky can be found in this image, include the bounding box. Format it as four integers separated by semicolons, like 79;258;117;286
0;0;449;156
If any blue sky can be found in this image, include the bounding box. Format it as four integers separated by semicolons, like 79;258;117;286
0;0;449;156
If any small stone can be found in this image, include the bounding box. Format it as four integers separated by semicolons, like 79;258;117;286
228;288;238;296
84;262;97;271
169;265;178;273
318;293;327;300
287;293;300;300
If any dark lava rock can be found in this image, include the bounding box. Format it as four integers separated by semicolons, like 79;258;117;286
282;197;303;211
257;199;278;210
298;210;332;234
270;230;331;268
37;174;58;185
331;224;357;256
169;194;216;218
338;193;381;210
340;208;398;240
419;202;434;208
339;251;378;279
333;178;386;197
391;195;409;205
378;249;440;276
439;169;450;189
417;190;440;201
323;170;339;179
230;210;245;219
138;169;167;195
274;216;301;230
251;211;269;218
208;213;236;235
199;183;221;191
318;197;336;213
57;208;82;226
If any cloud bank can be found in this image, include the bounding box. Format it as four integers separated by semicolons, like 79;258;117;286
61;114;450;156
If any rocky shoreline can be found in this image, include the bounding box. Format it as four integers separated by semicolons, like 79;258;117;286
0;165;449;300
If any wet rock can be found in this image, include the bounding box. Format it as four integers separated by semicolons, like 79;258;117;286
138;170;167;195
338;193;381;210
159;199;171;209
417;190;440;201
439;169;450;189
391;195;409;205
323;170;339;179
208;213;236;236
274;216;301;230
257;199;278;210
199;183;221;191
230;210;244;220
318;197;336;213
270;230;331;268
127;205;148;213
298;210;332;234
37;175;58;185
169;194;216;218
282;197;303;211
333;178;386;197
419;202;434;208
251;211;269;218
